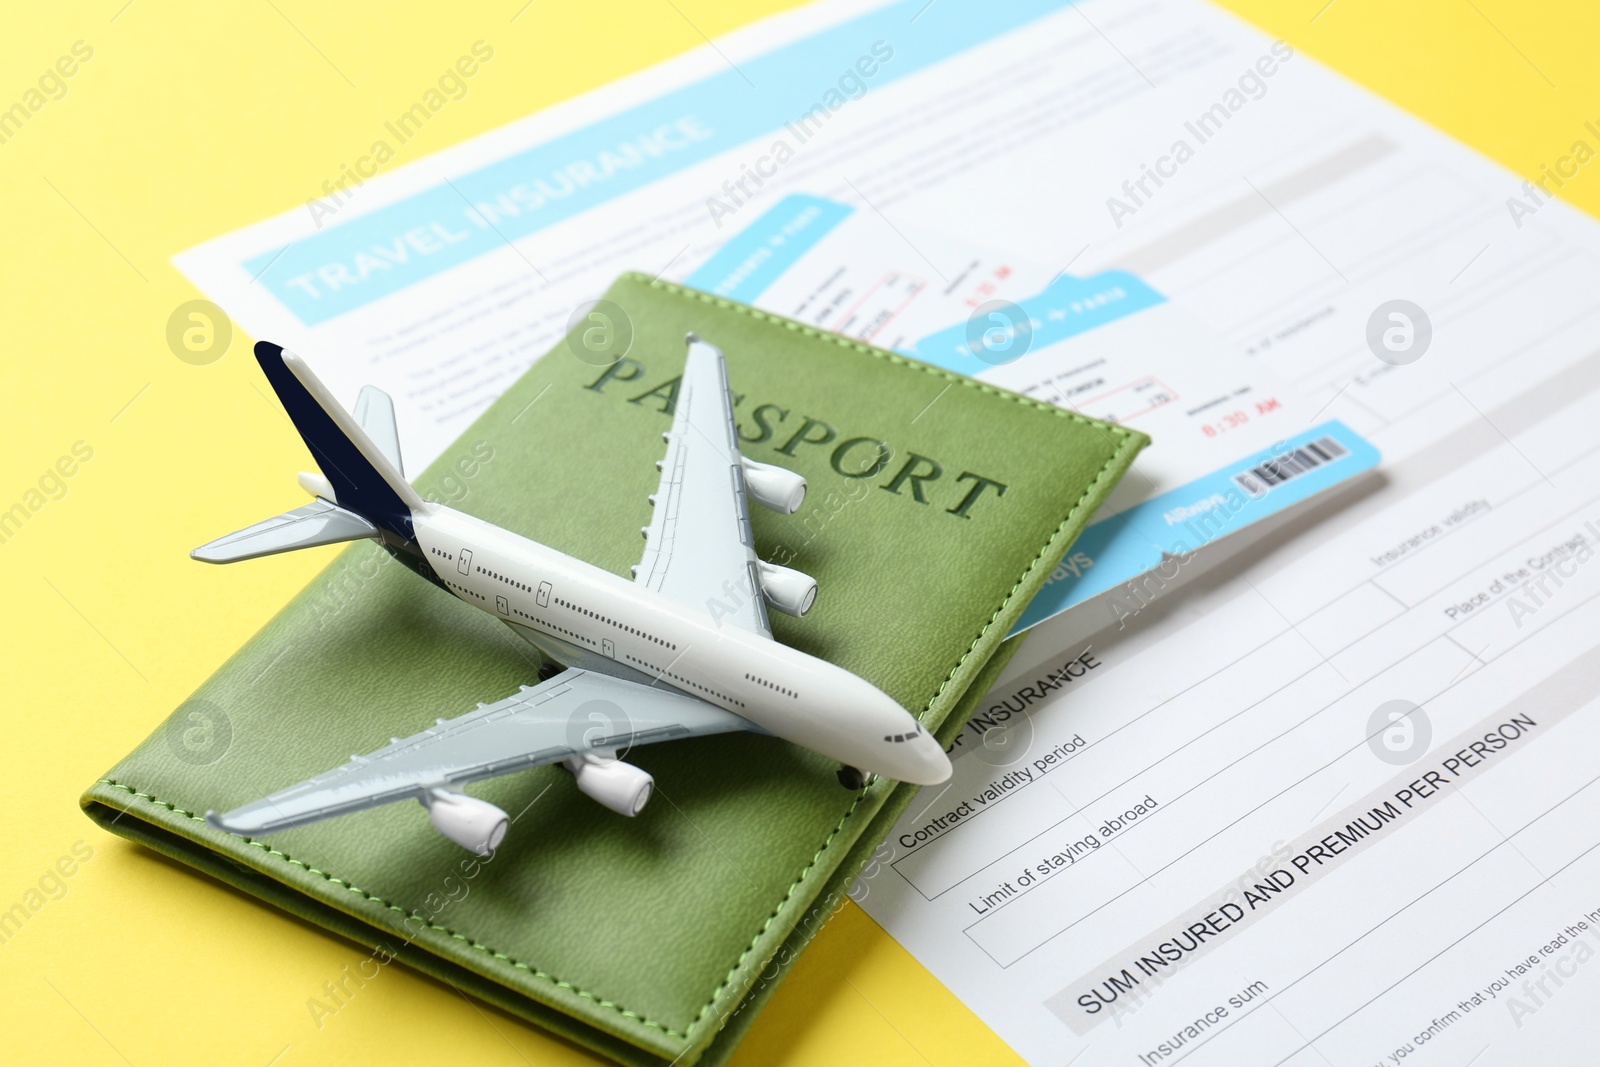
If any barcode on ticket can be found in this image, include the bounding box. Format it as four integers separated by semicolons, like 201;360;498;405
1233;436;1349;496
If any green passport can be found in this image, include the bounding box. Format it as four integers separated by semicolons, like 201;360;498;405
81;274;1147;1065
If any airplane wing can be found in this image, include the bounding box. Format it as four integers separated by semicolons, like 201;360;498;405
634;336;772;638
206;668;752;837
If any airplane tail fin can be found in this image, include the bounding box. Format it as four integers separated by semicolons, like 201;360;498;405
192;341;425;563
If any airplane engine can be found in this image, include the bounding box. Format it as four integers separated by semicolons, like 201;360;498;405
566;754;654;817
757;560;817;617
424;790;509;855
740;457;807;514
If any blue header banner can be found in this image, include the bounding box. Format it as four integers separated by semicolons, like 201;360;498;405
246;0;1074;325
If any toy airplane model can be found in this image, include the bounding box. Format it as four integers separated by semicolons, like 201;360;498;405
199;337;950;854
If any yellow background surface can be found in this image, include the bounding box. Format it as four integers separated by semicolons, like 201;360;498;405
2;1;1596;1063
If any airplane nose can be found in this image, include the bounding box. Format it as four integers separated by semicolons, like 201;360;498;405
873;689;952;785
903;729;953;785
826;669;954;785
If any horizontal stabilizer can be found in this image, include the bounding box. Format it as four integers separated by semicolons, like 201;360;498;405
192;500;378;564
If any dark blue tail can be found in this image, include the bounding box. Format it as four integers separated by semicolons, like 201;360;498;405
255;341;423;542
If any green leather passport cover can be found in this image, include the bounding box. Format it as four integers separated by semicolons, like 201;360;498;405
81;274;1146;1065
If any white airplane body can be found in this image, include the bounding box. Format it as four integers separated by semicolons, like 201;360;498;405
198;336;949;855
413;506;930;777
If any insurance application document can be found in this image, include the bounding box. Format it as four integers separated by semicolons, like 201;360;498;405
174;0;1600;1062
832;9;1600;1067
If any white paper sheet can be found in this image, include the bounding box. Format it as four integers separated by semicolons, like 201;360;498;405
834;7;1600;1067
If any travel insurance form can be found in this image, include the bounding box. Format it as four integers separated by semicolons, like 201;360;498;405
838;7;1600;1067
173;0;1600;1063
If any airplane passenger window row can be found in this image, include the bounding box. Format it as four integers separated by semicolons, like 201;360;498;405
626;654;744;708
428;546;455;562
744;672;798;699
479;565;536;596
511;607;594;647
553;596;676;650
462;572;677;654
477;564;521;588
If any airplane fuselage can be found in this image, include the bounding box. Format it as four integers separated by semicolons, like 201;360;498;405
407;504;948;785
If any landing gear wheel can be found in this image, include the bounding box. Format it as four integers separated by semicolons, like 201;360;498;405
836;765;866;790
